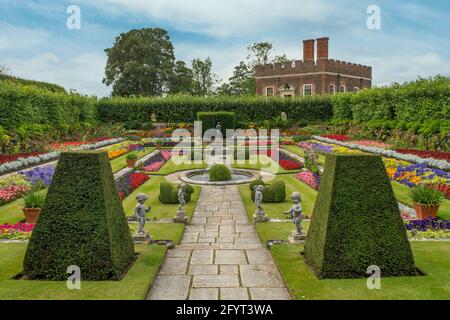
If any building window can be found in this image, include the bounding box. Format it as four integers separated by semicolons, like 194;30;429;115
266;87;274;96
329;84;335;95
353;87;359;92
303;84;313;96
339;85;346;93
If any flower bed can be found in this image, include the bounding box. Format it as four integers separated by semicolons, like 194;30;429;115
116;172;150;200
396;149;450;162
108;148;129;160
321;134;350;142
405;218;450;239
295;171;320;190
0;223;35;240
386;162;450;189
0;185;30;205
142;150;172;172
20;166;55;187
0;152;42;165
349;140;392;148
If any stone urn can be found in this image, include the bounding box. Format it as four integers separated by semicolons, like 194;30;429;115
126;159;137;168
414;203;439;219
22;208;41;224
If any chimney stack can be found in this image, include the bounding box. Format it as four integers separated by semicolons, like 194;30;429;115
316;37;329;60
303;39;315;62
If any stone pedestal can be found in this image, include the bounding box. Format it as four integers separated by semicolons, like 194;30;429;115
253;210;269;223
288;230;306;243
132;232;152;244
174;209;188;224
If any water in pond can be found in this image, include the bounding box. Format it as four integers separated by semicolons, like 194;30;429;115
188;172;251;182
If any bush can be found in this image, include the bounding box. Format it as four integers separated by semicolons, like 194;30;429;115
197;111;235;136
249;179;286;203
304;154;416;279
209;164;232;182
159;182;194;204
410;186;444;206
23;151;135;280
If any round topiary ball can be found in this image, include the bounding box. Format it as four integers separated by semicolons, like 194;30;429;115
209;164;232;182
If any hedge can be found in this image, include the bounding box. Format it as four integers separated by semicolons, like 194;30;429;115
209;164;232;181
23;151;135;280
159;182;194;204
0;80;97;132
0;75;66;93
197;111;235;136
96;95;333;125
304;154;416;279
250;179;286;203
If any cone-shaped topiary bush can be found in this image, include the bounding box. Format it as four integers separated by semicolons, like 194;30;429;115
23;151;135;280
304;154;416;279
209;164;232;181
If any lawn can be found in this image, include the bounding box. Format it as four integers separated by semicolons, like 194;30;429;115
239;174;318;221
122;175;201;221
232;154;302;174
109;147;156;173
271;242;450;300
256;221;310;244
283;145;326;165
154;157;207;175
0;243;166;300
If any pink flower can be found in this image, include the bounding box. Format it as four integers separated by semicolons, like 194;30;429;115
295;171;320;190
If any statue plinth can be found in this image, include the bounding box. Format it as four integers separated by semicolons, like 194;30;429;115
288;230;306;243
132;232;152;244
173;208;188;224
253;210;269;223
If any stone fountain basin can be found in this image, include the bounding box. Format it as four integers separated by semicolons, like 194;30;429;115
180;169;260;186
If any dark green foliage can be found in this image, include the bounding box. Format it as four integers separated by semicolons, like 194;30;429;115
0;75;66;93
304;154;416;279
197;111;235;136
159;182;194;204
23;151;135;280
249;179;286;203
209;164;232;181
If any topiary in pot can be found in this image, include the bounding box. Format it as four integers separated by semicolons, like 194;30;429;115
410;186;444;219
209;164;232;182
22;188;46;224
126;151;139;168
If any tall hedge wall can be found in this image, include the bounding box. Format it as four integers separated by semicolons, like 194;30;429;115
304;154;416;279
333;76;450;122
96;95;333;124
0;80;97;131
23;151;135;280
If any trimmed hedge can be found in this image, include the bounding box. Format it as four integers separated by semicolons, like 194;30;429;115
197;111;235;136
0;75;66;93
96;95;333;125
23;151;135;280
0;80;97;131
304;154;416;279
159;182;194;204
209;164;232;181
250;179;286;203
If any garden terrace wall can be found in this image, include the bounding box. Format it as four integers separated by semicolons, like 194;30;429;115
96;95;333;125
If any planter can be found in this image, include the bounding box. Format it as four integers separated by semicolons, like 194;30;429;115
22;208;41;224
126;159;137;168
414;203;440;219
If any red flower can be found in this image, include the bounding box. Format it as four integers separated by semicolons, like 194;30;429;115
396;149;450;162
322;134;350;142
279;160;302;170
129;173;149;191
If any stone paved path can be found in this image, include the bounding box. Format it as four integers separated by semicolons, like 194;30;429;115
147;185;291;300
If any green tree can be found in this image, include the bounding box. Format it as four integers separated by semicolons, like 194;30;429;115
169;60;193;94
0;65;10;76
103;28;176;97
191;58;218;96
225;61;255;95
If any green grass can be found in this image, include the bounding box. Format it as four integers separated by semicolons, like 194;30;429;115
232;155;301;174
256;221;310;244
129;223;185;244
154;157;207;175
283;145;326;165
392;181;450;220
271;242;450;300
109;147;155;173
239;174;318;221
122;175;200;221
0;243;166;300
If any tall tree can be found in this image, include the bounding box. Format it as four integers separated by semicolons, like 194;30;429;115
224;61;255;95
191;58;218;96
0;65;11;76
169;60;193;94
103;28;175;97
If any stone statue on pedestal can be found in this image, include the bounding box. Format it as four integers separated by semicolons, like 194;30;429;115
133;193;152;243
174;183;188;224
285;192;306;241
253;185;268;222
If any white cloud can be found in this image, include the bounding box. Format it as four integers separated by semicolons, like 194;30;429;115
0;23;50;51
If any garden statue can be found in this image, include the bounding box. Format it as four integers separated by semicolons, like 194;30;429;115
281;112;288;122
285;192;306;241
133;193;152;243
174;183;188;224
253;184;268;222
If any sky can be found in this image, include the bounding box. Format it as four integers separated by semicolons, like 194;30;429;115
0;0;449;97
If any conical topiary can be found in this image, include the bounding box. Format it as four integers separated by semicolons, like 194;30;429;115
23;151;135;280
304;154;416;279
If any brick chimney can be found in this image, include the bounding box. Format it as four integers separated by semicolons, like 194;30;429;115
303;39;315;62
316;37;329;60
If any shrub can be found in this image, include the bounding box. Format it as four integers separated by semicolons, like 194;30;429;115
304;154;416;279
126;151;139;160
197;111;235;136
209;164;232;182
159;182;194;204
249;179;286;203
23;151;135;280
410;186;444;206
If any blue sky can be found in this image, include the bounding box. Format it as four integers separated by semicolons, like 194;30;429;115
1;0;449;96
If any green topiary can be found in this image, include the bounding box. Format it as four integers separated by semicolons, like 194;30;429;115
209;164;232;182
272;180;286;202
197;111;235;136
159;182;194;204
304;154;416;279
23;151;135;280
250;179;285;203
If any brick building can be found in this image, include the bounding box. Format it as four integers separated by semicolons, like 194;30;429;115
255;37;372;97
